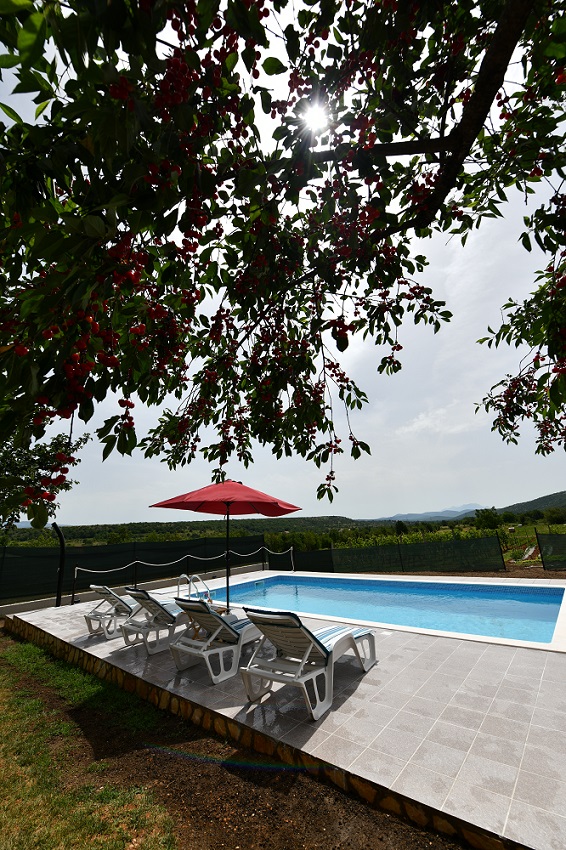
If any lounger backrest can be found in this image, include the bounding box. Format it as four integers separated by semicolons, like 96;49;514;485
244;609;329;663
90;585;132;615
174;598;240;644
125;587;177;625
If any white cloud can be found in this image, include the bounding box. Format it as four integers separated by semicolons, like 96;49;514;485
398;401;484;436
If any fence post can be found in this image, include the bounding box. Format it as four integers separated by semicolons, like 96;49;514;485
535;529;544;570
52;522;66;607
0;543;5;602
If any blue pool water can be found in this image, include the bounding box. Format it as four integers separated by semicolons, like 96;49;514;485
216;575;564;643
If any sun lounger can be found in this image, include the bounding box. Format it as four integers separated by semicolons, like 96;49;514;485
169;598;261;684
120;587;192;655
240;609;377;721
84;585;134;640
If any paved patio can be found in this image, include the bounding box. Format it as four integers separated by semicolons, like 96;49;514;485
6;580;566;850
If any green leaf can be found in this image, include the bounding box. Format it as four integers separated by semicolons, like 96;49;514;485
0;101;22;123
262;56;286;76
544;43;566;59
27;500;48;529
284;24;300;61
35;100;49;118
0;54;20;68
0;0;32;13
17;11;46;68
101;434;117;461
83;215;107;239
259;88;272;114
225;52;238;72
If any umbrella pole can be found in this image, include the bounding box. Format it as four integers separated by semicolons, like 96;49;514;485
225;504;231;612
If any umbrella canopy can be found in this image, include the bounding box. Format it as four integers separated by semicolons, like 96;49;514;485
151;479;300;517
151;480;301;610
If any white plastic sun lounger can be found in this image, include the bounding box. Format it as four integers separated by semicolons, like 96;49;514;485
84;585;134;640
240;609;377;721
169;598;261;684
120;587;193;655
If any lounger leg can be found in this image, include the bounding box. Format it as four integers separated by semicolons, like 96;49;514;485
143;624;177;655
204;647;240;684
301;667;333;721
85;615;102;635
241;668;273;702
121;626;145;646
352;632;378;672
101;614;120;639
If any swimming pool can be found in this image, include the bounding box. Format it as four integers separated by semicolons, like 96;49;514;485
213;574;564;644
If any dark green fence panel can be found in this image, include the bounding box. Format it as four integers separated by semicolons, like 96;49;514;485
333;544;401;573
0;546;61;601
290;549;335;572
537;532;566;571
265;550;296;571
0;535;265;603
328;536;503;574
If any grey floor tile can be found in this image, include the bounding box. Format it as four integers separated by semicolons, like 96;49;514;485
496;682;538;705
479;714;529;744
503;673;543;693
514;769;566;817
458;677;500;699
520;743;566;781
349;748;406;786
333;715;385;746
531;706;566;733
392;763;455;809
369;688;410;710
409;739;467;778
504;800;566;850
488;697;534;724
469;732;524;768
456;753;518;795
354;701;399;724
543;659;566;682
311;733;366;770
535;689;566;715
386;671;432;695
443;782;511;834
439;704;485;731
370;726;423;761
402;695;446;720
385;708;437;738
416;680;461;704
426;719;477;752
527;724;566;755
448;689;493;714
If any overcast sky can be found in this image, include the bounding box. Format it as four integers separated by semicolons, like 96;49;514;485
51;184;564;526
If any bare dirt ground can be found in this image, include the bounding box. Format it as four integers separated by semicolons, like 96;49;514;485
3;564;561;850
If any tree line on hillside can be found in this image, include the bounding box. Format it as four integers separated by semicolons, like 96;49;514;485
4;505;566;550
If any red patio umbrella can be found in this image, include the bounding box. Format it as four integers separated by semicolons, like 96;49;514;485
151;480;301;610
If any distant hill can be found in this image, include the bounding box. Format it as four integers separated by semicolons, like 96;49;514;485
376;492;566;523
381;504;484;523
498;491;566;515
